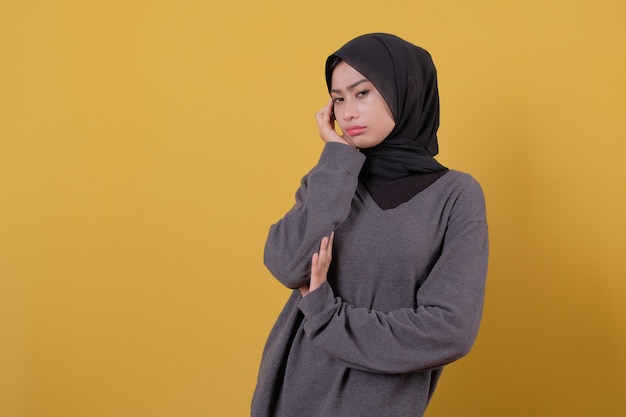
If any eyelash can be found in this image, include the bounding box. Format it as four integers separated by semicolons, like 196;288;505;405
332;90;370;103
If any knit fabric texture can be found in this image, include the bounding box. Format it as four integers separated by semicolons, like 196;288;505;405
252;142;489;417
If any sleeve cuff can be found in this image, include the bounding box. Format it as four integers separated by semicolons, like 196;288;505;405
298;281;335;318
318;142;365;176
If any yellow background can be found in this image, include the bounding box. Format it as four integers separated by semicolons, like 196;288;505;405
1;0;625;416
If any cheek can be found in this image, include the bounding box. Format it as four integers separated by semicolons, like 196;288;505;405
377;106;396;135
373;112;394;133
382;118;396;136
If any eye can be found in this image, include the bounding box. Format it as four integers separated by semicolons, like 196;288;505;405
332;97;344;104
356;89;370;98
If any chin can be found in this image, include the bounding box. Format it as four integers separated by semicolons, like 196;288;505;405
355;140;381;149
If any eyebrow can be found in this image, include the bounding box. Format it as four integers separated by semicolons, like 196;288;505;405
330;78;369;94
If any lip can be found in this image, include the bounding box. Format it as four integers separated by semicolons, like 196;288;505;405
345;126;366;136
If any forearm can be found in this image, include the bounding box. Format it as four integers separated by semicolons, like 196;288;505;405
298;220;489;374
264;142;365;288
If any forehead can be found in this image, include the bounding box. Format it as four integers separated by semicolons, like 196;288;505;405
330;61;370;88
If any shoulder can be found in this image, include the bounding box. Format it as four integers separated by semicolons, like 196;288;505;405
441;170;483;191
438;170;487;221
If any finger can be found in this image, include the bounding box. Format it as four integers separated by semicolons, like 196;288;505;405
327;98;336;125
310;252;322;289
316;99;352;146
316;115;331;137
315;109;324;126
311;251;319;277
317;98;332;116
318;100;332;126
317;236;333;273
326;232;334;262
318;236;329;258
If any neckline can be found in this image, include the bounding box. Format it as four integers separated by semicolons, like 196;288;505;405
360;169;451;211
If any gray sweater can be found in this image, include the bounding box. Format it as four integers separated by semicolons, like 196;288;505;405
252;143;488;417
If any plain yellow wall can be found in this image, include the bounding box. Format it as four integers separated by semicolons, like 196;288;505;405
1;1;625;416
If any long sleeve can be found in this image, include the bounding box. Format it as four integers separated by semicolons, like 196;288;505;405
264;142;365;289
297;176;489;374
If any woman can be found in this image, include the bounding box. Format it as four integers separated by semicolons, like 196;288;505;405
252;33;488;417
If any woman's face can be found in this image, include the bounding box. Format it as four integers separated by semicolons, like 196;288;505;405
330;61;395;149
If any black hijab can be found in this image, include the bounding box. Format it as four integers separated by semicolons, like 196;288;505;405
326;33;448;208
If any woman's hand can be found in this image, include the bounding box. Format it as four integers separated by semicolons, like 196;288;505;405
316;98;356;148
300;232;334;298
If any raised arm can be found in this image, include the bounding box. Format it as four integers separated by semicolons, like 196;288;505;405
264;142;365;289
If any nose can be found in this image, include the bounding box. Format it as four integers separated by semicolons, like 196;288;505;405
342;100;358;120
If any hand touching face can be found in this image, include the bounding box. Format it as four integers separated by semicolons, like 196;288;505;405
315;98;356;147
